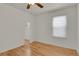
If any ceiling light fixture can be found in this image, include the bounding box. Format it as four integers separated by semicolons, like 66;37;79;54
29;3;34;5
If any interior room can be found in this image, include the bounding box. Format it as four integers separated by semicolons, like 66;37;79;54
0;3;79;56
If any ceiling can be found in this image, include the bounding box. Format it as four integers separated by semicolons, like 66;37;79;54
6;3;76;15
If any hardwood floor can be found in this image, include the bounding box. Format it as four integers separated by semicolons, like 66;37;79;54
31;41;78;56
0;45;30;56
0;40;31;56
0;41;78;56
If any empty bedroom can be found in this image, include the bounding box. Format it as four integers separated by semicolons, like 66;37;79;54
0;3;79;56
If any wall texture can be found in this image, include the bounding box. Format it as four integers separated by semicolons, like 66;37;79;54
0;4;34;52
34;5;77;49
77;4;79;51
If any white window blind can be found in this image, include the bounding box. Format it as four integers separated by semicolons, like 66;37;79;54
52;16;67;38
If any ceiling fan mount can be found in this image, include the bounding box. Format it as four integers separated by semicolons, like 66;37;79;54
26;3;44;9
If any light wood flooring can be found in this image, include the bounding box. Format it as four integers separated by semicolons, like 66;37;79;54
0;41;78;56
0;40;31;56
31;41;78;56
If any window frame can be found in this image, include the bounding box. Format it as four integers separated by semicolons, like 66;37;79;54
52;15;67;38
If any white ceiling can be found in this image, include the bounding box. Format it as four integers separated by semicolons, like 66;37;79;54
6;3;76;15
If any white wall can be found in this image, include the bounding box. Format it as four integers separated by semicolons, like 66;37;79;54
0;4;34;52
34;5;77;49
77;4;79;51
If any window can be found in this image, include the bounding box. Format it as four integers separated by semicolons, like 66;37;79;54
52;16;67;38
